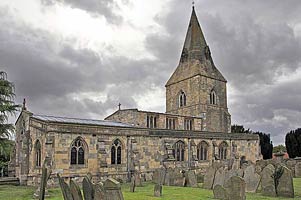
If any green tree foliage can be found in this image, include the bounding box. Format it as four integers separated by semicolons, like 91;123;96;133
231;125;273;160
285;128;301;158
0;71;20;142
273;144;286;153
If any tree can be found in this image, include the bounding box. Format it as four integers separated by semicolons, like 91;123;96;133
273;144;286;153
231;124;273;159
0;71;20;141
285;128;301;158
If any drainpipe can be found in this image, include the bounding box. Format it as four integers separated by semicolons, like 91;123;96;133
126;136;130;181
188;138;191;169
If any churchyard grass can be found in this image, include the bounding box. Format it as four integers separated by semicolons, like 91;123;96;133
0;178;300;200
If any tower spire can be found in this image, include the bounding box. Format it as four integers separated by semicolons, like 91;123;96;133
180;6;208;63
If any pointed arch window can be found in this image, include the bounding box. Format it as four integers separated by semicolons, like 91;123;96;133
210;90;217;105
218;141;228;160
197;141;208;161
70;138;86;165
173;141;185;161
111;139;122;165
35;140;41;167
179;91;187;107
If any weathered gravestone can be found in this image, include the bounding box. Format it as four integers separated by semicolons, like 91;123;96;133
83;176;95;200
224;169;239;183
57;174;73;200
243;164;260;193
130;176;135;192
203;166;216;189
261;164;276;197
185;171;198;188
295;161;301;178
134;172;143;187
34;164;51;199
277;166;294;198
213;167;226;188
103;178;124;200
94;182;105;200
164;168;174;186
224;176;246;200
154;184;162;197
153;168;165;184
70;180;83;200
213;184;228;200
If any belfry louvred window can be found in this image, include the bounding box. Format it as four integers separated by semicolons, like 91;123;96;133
179;91;186;107
111;139;122;165
70;138;86;165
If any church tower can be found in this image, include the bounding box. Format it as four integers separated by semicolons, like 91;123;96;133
165;6;231;133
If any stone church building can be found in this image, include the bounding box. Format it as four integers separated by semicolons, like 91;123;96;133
11;7;261;186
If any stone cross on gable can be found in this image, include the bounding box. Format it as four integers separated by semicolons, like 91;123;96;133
118;103;121;110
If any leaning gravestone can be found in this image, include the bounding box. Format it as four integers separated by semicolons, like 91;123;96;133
213;167;226;188
224;176;246;200
185;171;198;188
203;166;216;189
154;184;162;197
70;180;83;200
277;166;294;198
57;174;73;200
213;184;228;200
261;164;276;197
103;178;124;200
130;176;135;192
243;164;260;193
83;176;95;200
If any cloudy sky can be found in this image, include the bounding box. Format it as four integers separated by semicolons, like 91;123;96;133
1;0;301;144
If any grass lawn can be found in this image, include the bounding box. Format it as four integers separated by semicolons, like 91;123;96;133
0;178;300;200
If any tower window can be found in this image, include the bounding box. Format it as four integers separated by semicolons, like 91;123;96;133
173;141;185;161
179;91;187;107
70;137;86;165
111;139;122;165
166;118;176;129
210;90;217;105
147;115;157;128
184;118;193;130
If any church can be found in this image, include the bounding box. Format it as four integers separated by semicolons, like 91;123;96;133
11;7;261;186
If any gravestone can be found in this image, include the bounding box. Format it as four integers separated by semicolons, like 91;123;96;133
224;169;238;183
34;165;51;199
135;172;143;187
243;164;260;193
295;162;301;178
130;176;135;192
103;178;124;200
154;184;162;197
213;184;228;200
277;166;294;198
261;164;276;197
185;171;198;188
57;174;73;200
94;182;105;200
203;166;216;189
83;176;94;200
224;176;246;200
164;168;174;186
173;170;185;187
213;167;226;188
70;180;83;200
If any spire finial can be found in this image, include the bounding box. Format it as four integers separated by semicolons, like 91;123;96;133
192;0;195;8
22;98;27;110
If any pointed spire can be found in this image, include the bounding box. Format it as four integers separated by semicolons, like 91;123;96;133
180;6;208;63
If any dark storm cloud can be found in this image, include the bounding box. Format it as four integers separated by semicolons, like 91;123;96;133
40;0;124;24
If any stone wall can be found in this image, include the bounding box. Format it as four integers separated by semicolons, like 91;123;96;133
14;116;261;186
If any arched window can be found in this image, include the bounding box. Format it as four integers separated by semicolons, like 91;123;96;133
111;139;122;165
173;141;185;161
35;140;41;167
210;90;217;105
197;141;208;161
179;91;186;107
218;141;228;160
70;137;86;165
